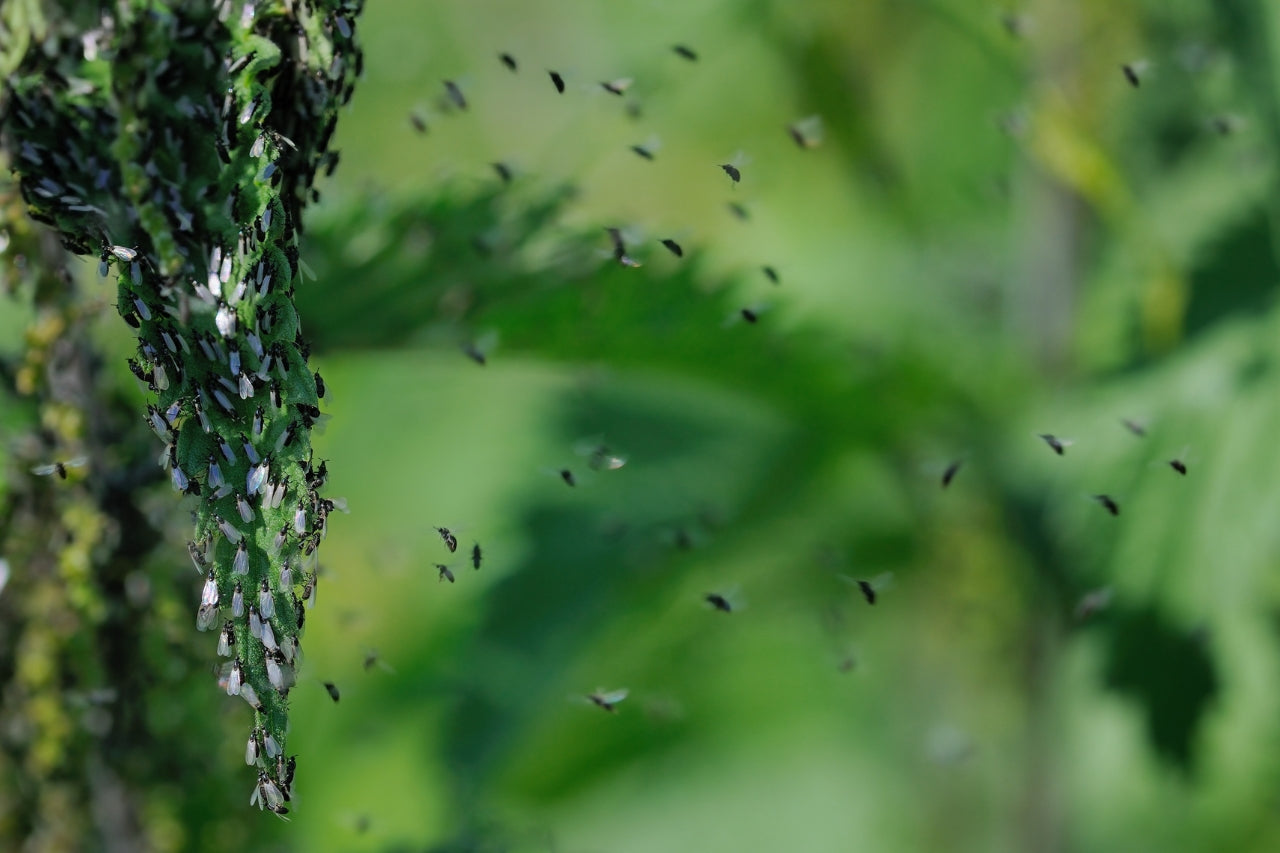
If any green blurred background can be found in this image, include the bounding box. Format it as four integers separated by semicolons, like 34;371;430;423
12;0;1280;850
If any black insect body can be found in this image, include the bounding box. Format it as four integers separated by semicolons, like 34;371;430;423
720;163;741;183
705;593;733;613
471;543;482;570
857;580;876;605
560;468;576;486
941;460;962;488
492;162;513;184
436;527;458;552
1169;459;1187;476
323;682;340;703
740;308;758;324
1093;494;1120;516
673;45;698;61
762;265;779;284
661;239;683;257
437;564;455;583
444;80;467;110
499;53;517;71
1038;434;1070;455
549;71;565;93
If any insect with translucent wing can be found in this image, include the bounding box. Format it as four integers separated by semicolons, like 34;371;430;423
1167;446;1193;476
600;77;632;96
841;572;894;606
1122;60;1150;88
1121;418;1147;437
436;563;455;583
31;456;88;479
576;439;627;472
1038;433;1072;455
586;688;629;712
443;79;467;110
786;114;824;149
1092;494;1120;516
605;227;642;268
704;585;746;613
436;526;458;553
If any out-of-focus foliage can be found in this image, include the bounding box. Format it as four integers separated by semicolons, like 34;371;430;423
5;0;1280;851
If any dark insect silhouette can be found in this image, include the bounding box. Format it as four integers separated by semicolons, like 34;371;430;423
941;460;962;488
1038;434;1071;455
630;143;656;160
560;468;576;486
727;202;749;221
1093;494;1120;516
857;580;876;605
786;115;824;149
720;163;741;183
499;52;517;71
492;162;513;184
443;80;467;110
408;112;427;134
471;543;482;570
600;78;632;95
740;308;758;324
1121;418;1146;437
606;227;641;268
436;527;458;552
32;457;87;480
661;238;683;257
549;70;565;93
587;688;628;712
762;265;779;284
323;682;340;703
673;45;698;61
705;593;733;613
1121;62;1147;87
437;564;455;583
1169;459;1188;476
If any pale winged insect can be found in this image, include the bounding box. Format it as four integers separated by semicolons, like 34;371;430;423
1037;433;1072;456
1121;418;1147;438
31;456;88;479
630;134;661;161
605;227;642;268
443;79;467;110
600;77;633;96
575;439;627;472
704;585;745;613
718;151;750;185
462;329;499;366
841;571;894;606
786;114;824;149
1092;494;1120;516
586;688;629;712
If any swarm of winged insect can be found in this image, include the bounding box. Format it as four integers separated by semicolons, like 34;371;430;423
0;0;363;814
